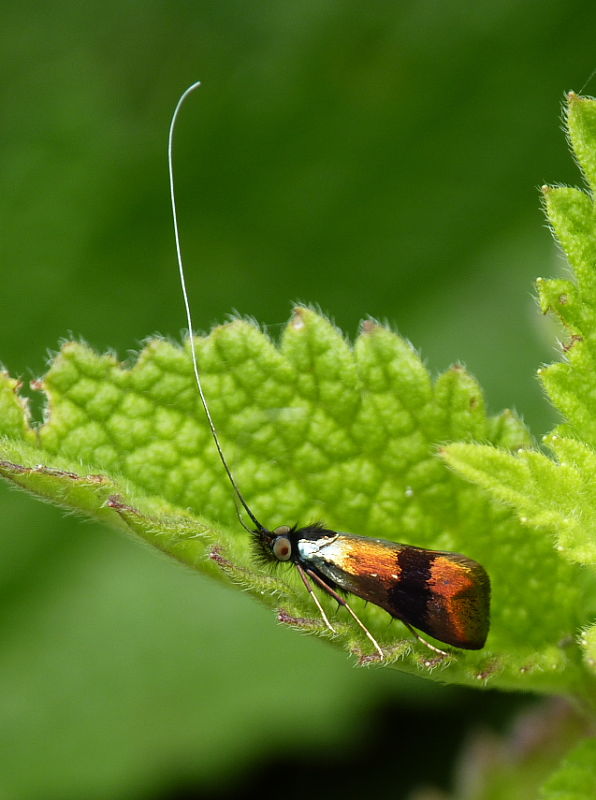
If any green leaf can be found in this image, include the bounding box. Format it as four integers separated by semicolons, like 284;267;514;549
1;306;571;691
0;371;36;442
540;738;596;800
429;697;589;800
537;94;596;447
580;622;596;676
441;93;596;709
443;439;596;566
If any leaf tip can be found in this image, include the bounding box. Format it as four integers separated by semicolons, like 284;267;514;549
360;318;380;335
290;306;307;330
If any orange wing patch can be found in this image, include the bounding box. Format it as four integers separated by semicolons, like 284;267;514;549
427;555;490;647
332;537;403;581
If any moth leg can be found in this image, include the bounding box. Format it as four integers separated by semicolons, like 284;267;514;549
304;568;384;659
295;563;337;634
401;620;449;657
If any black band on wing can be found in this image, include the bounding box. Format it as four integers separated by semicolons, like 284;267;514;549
387;547;434;629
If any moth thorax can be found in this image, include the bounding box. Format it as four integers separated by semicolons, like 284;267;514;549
272;525;292;562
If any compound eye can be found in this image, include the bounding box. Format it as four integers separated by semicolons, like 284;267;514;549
273;525;291;536
272;535;292;562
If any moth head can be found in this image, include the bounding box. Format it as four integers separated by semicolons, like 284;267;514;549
251;524;294;564
271;525;292;561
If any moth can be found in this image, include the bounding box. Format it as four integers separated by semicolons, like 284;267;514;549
168;83;490;660
252;523;489;657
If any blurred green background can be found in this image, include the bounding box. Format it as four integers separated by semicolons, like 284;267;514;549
1;1;594;798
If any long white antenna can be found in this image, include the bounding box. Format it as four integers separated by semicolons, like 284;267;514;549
168;81;264;532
